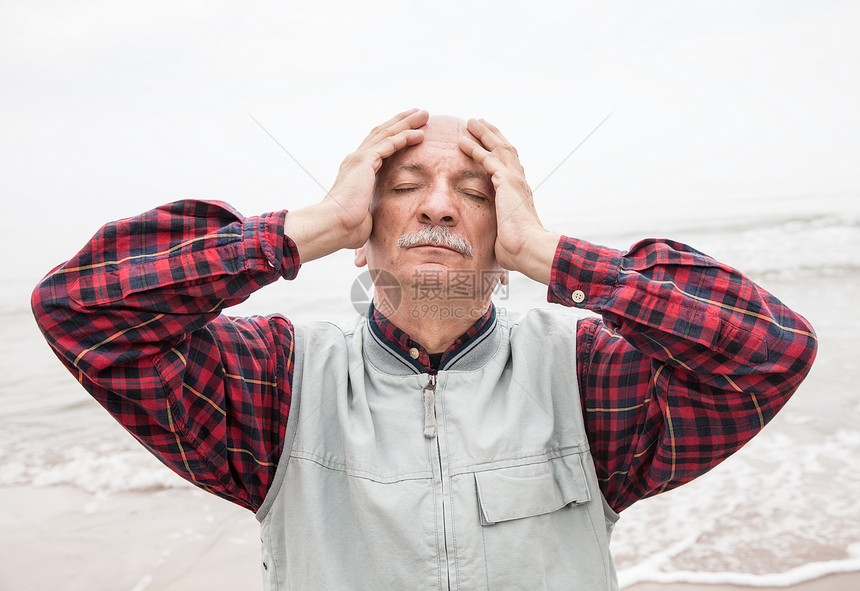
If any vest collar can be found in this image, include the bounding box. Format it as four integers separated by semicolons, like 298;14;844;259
364;301;502;375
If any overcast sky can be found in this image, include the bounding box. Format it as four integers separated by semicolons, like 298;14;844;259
3;0;859;305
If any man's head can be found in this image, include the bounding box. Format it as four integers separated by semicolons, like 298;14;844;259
354;115;503;306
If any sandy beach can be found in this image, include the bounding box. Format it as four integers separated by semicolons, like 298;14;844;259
2;483;857;591
626;575;860;591
0;485;260;591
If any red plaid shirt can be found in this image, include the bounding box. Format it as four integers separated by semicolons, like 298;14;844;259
31;200;817;513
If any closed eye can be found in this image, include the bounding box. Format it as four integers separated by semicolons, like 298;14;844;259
462;190;490;202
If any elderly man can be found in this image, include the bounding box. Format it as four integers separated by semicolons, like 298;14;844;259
32;109;817;590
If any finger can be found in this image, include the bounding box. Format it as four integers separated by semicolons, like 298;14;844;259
379;108;429;135
381;107;421;128
371;128;424;165
360;109;429;149
476;118;510;143
371;108;422;135
468;118;519;162
466;118;523;172
460;135;534;204
458;135;505;176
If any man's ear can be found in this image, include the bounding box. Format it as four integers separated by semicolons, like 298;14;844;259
354;245;368;268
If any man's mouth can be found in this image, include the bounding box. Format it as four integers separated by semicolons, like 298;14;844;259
412;243;460;254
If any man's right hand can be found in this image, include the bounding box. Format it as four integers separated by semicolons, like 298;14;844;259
284;109;428;263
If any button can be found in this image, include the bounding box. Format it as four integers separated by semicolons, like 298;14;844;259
572;289;586;304
409;347;420;359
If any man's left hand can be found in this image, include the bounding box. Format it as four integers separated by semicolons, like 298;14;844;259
459;119;560;285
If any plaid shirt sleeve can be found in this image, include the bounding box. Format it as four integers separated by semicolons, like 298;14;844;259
549;236;818;513
31;200;300;512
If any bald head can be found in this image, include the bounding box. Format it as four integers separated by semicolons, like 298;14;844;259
422;115;468;141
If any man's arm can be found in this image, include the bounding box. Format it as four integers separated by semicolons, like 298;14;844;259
31;200;299;510
461;118;818;513
553;236;817;512
31;109;430;511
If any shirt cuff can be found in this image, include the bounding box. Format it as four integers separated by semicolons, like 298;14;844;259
547;236;622;309
243;210;301;281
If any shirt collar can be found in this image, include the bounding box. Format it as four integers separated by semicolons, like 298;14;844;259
368;301;496;373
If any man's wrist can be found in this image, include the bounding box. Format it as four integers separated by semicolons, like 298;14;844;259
512;229;562;286
283;200;356;264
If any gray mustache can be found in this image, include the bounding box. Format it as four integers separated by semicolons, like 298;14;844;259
397;226;474;258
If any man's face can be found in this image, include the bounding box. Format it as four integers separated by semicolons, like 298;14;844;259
355;116;502;302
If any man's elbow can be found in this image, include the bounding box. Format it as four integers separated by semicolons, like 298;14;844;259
770;313;818;401
31;268;75;356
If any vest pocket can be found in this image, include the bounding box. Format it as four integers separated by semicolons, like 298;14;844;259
469;453;610;589
474;453;591;525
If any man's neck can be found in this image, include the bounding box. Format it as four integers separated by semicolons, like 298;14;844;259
379;296;492;354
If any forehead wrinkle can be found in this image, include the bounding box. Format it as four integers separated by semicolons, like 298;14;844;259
392;163;425;175
455;170;489;181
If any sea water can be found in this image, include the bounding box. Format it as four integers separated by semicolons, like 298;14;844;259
1;192;858;588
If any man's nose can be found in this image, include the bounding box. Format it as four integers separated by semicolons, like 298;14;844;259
418;183;458;226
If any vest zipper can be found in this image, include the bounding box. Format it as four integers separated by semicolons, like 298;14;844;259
424;372;451;589
436;435;452;591
423;373;437;438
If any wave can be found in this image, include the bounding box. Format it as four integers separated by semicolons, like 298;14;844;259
619;556;860;588
0;443;186;494
593;211;860;284
612;426;860;585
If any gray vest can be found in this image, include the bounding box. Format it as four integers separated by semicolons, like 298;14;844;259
257;308;620;590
